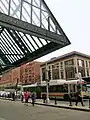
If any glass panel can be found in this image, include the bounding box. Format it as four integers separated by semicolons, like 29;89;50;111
1;44;13;63
10;0;20;18
49;18;56;32
5;29;24;55
32;36;42;48
16;31;32;53
39;38;48;45
24;34;36;52
41;11;48;29
32;7;40;26
41;1;47;11
24;0;31;4
33;0;40;7
2;31;20;60
0;0;9;14
22;2;31;22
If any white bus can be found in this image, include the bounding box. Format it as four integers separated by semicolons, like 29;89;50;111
22;79;88;100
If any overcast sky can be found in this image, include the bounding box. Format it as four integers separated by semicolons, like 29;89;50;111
37;0;90;62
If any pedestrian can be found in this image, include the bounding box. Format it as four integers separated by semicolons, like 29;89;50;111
12;92;15;101
31;93;36;106
21;92;24;103
69;93;72;106
24;91;30;106
75;89;84;106
42;94;46;103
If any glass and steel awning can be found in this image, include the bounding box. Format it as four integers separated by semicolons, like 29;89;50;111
0;0;71;73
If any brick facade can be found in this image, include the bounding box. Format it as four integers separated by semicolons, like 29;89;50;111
0;61;42;86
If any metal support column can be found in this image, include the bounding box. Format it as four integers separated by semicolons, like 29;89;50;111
46;63;50;103
20;0;23;20
8;0;11;15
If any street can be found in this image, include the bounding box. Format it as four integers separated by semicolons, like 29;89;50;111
0;99;90;120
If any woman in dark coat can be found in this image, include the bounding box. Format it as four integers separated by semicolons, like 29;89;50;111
31;93;36;106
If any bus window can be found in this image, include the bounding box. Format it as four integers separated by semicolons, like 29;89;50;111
41;86;46;92
57;85;66;92
77;84;87;92
49;86;57;92
70;84;76;92
63;84;68;92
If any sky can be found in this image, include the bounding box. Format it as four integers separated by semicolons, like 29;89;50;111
37;0;90;62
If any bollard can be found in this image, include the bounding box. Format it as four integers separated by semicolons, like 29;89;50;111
55;97;57;105
89;98;90;108
69;99;72;106
69;94;72;106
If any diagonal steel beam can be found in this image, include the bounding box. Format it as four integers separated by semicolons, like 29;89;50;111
0;12;69;45
0;49;11;65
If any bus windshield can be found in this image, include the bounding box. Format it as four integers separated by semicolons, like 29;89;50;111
77;84;87;92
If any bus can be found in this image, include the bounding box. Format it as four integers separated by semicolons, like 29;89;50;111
22;79;88;100
86;84;90;97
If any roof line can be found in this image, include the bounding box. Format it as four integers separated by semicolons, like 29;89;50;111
41;51;90;65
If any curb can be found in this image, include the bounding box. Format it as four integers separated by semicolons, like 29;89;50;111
31;102;90;112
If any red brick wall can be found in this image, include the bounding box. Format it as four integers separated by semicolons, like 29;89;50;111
0;72;10;85
34;62;41;83
20;61;42;84
20;64;27;84
0;61;42;86
11;67;20;85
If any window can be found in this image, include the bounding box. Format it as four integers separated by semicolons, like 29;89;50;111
87;70;89;76
86;61;88;67
60;62;63;69
65;59;74;66
66;69;75;79
61;72;64;79
77;59;84;67
49;66;51;69
25;68;28;72
52;69;59;79
52;63;59;79
42;72;46;81
52;65;55;69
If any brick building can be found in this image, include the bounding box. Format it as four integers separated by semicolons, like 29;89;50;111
0;72;10;87
0;61;42;88
11;67;20;85
40;51;90;82
20;61;42;84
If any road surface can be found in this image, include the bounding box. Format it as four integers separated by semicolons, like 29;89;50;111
0;99;90;120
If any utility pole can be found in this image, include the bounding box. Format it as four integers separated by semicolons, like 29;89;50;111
46;63;50;103
78;72;83;100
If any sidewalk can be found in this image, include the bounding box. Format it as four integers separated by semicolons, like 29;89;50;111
0;97;90;112
31;99;90;112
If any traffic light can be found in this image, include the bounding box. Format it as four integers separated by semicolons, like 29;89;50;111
42;72;46;81
48;70;51;80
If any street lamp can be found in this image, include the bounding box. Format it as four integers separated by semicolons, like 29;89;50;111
45;63;50;103
78;72;83;100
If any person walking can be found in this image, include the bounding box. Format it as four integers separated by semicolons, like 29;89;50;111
42;94;46;103
21;92;24;103
12;92;15;101
75;89;84;106
31;93;36;106
24;91;30;106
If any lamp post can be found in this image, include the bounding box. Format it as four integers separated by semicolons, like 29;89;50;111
46;63;50;103
78;72;83;100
